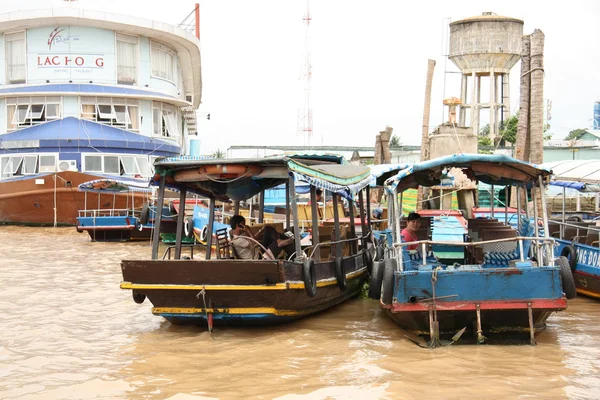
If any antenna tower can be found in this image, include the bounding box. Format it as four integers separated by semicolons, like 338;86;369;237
297;1;314;145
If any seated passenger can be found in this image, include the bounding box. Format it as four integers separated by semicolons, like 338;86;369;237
229;215;264;259
401;212;421;251
262;225;295;260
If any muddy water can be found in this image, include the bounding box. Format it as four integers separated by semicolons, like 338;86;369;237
1;226;599;400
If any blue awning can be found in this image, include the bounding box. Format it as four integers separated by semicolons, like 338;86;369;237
0;117;180;155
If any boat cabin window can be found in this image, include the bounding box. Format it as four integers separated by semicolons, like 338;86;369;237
80;97;140;131
6;96;62;131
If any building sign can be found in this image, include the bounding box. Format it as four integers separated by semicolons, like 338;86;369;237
27;26;115;83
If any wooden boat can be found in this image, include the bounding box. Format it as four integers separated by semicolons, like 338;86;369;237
120;155;375;328
376;154;572;346
76;178;179;241
545;160;600;300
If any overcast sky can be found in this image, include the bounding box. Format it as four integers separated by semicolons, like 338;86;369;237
5;0;600;153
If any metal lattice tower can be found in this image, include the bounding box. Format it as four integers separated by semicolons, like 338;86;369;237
297;1;314;145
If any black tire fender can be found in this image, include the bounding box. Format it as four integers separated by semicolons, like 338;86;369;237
200;225;208;243
375;245;385;262
132;291;146;304
140;203;150;225
368;260;385;300
556;256;577;300
302;259;317;297
560;245;577;271
334;256;347;291
184;217;194;238
381;258;397;305
363;248;373;274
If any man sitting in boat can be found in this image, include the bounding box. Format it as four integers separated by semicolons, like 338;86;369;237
229;215;265;259
401;212;421;251
261;225;295;260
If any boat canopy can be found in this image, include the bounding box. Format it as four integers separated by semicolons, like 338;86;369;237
368;163;410;187
543;159;600;184
78;178;151;193
385;154;551;192
152;155;371;201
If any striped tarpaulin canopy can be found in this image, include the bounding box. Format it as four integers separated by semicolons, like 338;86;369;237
78;178;152;193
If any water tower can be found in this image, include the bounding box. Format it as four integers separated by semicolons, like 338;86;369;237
449;12;524;142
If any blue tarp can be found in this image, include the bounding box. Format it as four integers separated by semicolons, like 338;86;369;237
0;117;180;155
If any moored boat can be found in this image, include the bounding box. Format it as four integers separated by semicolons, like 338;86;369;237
377;154;572;346
545;160;600;300
120;155;375;328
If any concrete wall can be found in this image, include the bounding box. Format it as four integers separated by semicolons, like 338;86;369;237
429;125;478;158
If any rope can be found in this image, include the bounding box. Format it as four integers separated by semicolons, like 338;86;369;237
196;287;214;339
201;170;251;184
429;266;442;348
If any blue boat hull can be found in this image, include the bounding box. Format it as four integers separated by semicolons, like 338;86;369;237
555;239;600;300
384;265;567;336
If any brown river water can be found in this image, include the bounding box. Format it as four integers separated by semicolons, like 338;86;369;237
1;226;600;400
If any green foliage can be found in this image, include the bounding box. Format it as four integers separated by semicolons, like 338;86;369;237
212;149;226;159
479;124;490;136
478;136;493;154
566;128;589;141
499;115;519;144
390;135;401;148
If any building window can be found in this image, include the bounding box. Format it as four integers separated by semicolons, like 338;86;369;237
0;153;57;181
82;153;154;178
152;102;179;138
5;32;26;84
116;33;138;85
80;97;139;131
151;41;176;82
6;97;62;131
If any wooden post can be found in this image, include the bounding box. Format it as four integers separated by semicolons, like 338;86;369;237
348;196;357;254
310;186;320;261
417;59;436;210
205;197;215;260
358;190;367;251
289;176;303;260
285;180;291;230
174;187;187;259
151;174;166;260
332;194;342;259
258;192;264;224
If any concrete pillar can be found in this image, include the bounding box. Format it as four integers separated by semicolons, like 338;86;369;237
470;71;478;132
460;74;468;126
489;69;496;142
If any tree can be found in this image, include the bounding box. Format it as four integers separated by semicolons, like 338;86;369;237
499;115;519;144
565;128;589;141
212;149;226;159
478;136;493;154
390;135;401;148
